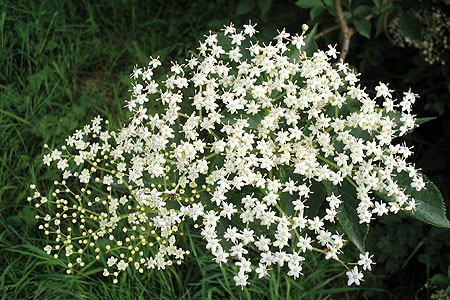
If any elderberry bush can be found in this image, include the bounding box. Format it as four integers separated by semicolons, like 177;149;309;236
30;22;449;288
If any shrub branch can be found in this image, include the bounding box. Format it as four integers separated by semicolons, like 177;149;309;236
334;0;354;61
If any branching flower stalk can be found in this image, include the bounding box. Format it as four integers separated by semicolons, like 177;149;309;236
30;22;423;288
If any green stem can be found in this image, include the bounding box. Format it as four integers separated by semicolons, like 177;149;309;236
272;91;287;103
208;129;220;140
316;154;358;189
312;247;350;271
86;160;113;173
316;154;339;169
204;152;218;160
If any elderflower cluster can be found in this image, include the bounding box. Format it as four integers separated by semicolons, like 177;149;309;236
31;22;423;287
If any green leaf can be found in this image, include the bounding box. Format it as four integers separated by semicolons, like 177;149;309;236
398;14;422;40
338;202;368;253
323;181;368;253
302;23;318;56
310;6;325;20
287;44;300;62
216;32;233;52
378;173;450;228
322;0;333;8
353;5;372;19
380;110;434;133
402;174;450;228
375;13;385;37
306;180;327;217
431;274;450;288
343;11;352;20
295;0;324;9
7;215;22;227
415;117;436;125
236;0;255;15
354;19;371;39
372;0;381;8
258;0;272;17
20;206;38;227
379;3;393;14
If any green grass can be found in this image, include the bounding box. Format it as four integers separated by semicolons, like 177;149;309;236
0;1;236;298
1;1;337;299
0;0;447;299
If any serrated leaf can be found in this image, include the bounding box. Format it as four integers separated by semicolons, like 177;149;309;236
338;202;368;253
305;180;327;217
302;23;318;56
398;14;422;40
381;110;433;134
354;19;371;39
280;192;296;217
258;0;272;17
322;180;338;196
378;173;450;228
295;0;324;9
323;180;368;253
353;5;372;19
401;174;450;228
236;0;255;15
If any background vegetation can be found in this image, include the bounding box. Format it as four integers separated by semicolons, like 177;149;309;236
0;0;449;299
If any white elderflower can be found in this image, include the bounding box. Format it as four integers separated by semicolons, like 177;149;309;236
375;82;392;99
255;263;269;278
346;266;364;286
107;256;118;267
42;154;52;166
243;21;258;37
43;245;52;255
233;271;249;289
358;252;374;271
78;169;91;183
117;260;128;271
57;159;69;170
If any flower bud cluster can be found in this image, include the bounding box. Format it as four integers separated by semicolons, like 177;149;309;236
32;22;422;287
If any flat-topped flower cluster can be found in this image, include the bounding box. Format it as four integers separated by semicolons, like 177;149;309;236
30;22;422;287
